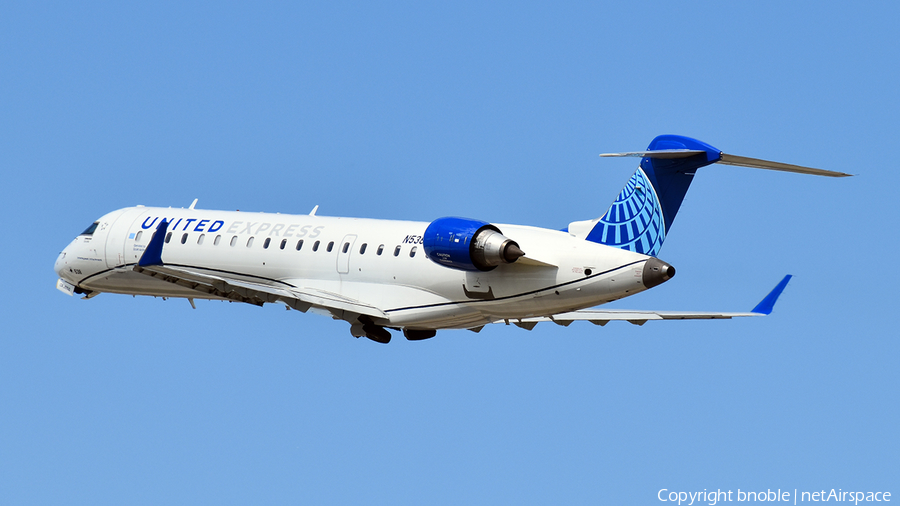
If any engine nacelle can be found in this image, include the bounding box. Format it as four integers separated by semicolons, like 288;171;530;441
423;217;525;271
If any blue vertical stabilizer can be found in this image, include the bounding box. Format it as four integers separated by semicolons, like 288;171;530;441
586;135;722;256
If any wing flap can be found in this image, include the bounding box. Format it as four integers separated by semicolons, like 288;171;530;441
134;264;294;306
290;286;387;319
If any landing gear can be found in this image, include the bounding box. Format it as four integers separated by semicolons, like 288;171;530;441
349;319;438;343
403;329;436;341
350;317;393;344
362;324;392;344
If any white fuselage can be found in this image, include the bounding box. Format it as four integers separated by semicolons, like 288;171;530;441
54;206;659;330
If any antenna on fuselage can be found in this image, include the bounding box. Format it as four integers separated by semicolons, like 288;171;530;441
189;198;198;210
309;205;319;216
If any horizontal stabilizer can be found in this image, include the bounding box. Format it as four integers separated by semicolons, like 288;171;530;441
717;153;851;177
600;149;707;159
601;140;851;178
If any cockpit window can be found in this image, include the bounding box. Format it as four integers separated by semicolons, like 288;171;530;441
80;222;99;236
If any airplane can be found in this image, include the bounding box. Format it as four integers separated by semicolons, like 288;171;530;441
53;135;850;343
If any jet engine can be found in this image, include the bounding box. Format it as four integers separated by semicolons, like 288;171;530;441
422;217;525;271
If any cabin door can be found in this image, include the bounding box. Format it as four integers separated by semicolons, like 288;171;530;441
336;234;357;274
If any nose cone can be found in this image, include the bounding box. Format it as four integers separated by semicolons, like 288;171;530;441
642;257;675;288
54;242;79;282
54;250;68;278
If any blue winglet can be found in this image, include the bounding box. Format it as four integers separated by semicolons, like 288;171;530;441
138;219;169;267
751;275;792;315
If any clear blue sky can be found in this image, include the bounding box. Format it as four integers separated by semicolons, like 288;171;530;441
2;1;897;504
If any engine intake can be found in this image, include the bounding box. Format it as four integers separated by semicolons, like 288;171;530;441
423;217;525;271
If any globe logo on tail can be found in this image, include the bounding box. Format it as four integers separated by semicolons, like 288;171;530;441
588;168;666;257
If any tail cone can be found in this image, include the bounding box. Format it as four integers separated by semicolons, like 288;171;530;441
642;257;675;288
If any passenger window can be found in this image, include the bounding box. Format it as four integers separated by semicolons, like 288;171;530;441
263;238;271;249
377;244;384;256
359;243;367;255
181;233;188;244
342;242;350;253
198;234;205;245
247;237;254;248
165;232;172;243
327;241;334;252
393;245;401;257
409;246;417;258
214;235;221;246
230;236;237;247
280;239;287;250
313;241;320;252
296;239;304;251
135;231;143;242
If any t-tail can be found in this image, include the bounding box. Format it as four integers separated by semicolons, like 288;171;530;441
566;134;850;257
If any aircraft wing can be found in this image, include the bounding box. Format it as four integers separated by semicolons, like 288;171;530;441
504;275;792;330
133;263;387;319
133;220;387;320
